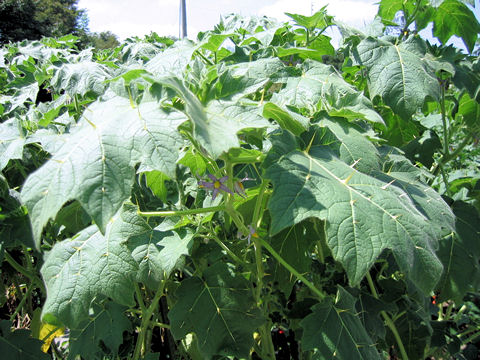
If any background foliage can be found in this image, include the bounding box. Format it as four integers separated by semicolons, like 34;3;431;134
1;0;480;359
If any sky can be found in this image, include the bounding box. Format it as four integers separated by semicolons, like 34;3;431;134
78;0;479;49
77;0;379;40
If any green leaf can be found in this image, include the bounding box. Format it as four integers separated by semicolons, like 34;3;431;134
216;58;296;100
268;220;317;296
318;117;381;174
285;8;333;30
401;130;442;168
40;206;138;328
68;301;131;359
50;61;111;97
168;262;264;358
126;219;194;288
452;59;480;101
273;60;384;123
263;102;309;136
457;93;480;132
0;176;33;249
378;0;416;22
145;171;170;202
21;97;186;242
146;40;196;77
0;320;50;360
436;201;480;303
264;144;453;293
178;148;207;175
199;32;236;52
356;36;440;119
431;0;480;53
300;287;381;359
157;76;270;158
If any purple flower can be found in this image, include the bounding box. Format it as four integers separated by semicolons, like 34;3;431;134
239;225;258;245
234;174;254;198
198;174;233;200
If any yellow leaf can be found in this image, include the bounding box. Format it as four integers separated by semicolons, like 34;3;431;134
38;322;64;353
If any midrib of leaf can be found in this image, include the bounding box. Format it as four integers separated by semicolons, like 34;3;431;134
72;306;107;339
202;281;237;346
348;189;361;275
96;126;108;222
306;151;427;228
394;43;407;107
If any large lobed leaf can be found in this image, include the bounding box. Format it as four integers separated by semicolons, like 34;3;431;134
264;126;454;294
356;36;440;119
301;287;381;359
40;209;138;328
68;302;132;360
50;61;111;97
272;60;384;124
21;96;186;243
40;203;193;328
157;76;270;158
168;262;264;359
430;0;480;53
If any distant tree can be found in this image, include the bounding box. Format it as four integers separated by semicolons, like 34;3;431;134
0;0;42;43
0;0;87;44
87;31;120;50
34;0;86;38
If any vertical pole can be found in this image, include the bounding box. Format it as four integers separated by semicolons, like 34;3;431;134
179;0;187;39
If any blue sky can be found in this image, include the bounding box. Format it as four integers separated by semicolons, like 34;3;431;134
78;0;479;50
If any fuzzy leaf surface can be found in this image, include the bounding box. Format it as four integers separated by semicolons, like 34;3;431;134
21;97;186;242
356;36;440;119
272;60;383;123
50;61;111;97
265;145;453;293
123;204;194;288
40;207;139;328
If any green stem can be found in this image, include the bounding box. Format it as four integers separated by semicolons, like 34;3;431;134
137;205;225;218
134;283;146;312
458;326;479;339
442;134;472;163
258;237;325;300
252;180;269;229
3;252;44;294
152;321;171;329
132;279;166;360
366;273;408;360
463;331;480;345
208;235;247;266
194;50;214;65
440;165;452;197
73;94;80;115
441;84;449;157
9;281;34;322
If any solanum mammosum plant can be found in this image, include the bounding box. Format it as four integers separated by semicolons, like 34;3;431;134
1;0;480;359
